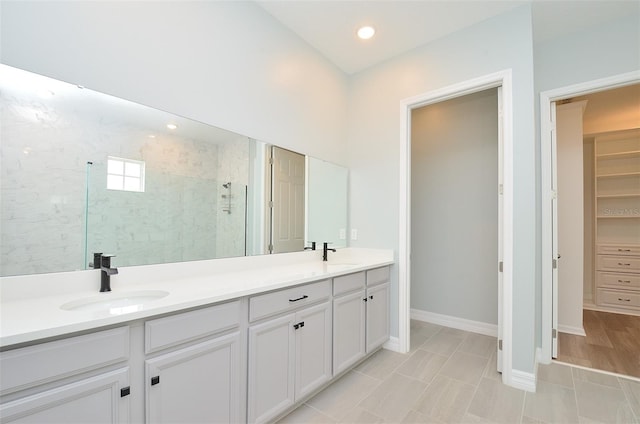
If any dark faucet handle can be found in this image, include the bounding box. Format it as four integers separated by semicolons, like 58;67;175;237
101;254;116;268
323;242;337;252
91;252;103;269
304;242;317;251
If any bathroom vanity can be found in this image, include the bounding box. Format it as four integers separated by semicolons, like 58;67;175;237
0;248;393;423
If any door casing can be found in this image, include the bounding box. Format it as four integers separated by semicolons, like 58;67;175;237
539;70;640;364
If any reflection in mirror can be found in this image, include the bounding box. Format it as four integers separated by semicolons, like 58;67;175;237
307;157;348;249
0;64;348;277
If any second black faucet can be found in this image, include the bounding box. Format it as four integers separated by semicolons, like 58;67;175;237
322;242;336;262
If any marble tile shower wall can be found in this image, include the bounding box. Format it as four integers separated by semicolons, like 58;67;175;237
215;137;250;258
0;91;249;276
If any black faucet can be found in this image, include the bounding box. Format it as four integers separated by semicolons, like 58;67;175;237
322;242;336;262
93;253;118;292
304;242;316;251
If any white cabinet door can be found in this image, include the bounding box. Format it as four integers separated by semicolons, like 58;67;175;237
294;301;332;399
0;368;129;424
247;314;296;424
333;289;366;375
146;332;241;424
366;283;390;352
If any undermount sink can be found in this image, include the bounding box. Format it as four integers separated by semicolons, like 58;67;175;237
60;290;169;314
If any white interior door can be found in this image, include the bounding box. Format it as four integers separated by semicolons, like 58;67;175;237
551;101;559;358
271;146;305;254
497;86;504;373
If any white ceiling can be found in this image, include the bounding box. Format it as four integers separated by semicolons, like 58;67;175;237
256;0;639;75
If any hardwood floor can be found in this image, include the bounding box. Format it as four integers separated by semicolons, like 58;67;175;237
557;309;640;378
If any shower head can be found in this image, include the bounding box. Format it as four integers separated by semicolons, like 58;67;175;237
222;182;231;189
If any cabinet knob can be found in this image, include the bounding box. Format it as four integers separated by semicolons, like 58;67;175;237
121;387;130;397
363;298;368;302
370;295;374;300
151;376;160;386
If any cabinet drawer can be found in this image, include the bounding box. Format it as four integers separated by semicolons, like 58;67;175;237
366;266;390;287
333;272;365;296
249;280;330;322
596;255;640;272
145;300;240;354
597;244;640;256
597;288;640;309
0;327;129;395
596;272;640;290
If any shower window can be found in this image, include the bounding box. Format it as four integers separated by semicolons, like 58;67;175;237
107;156;145;192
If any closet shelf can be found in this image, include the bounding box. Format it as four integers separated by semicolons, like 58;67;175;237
597;215;640;219
597;193;640;199
596;150;640;159
596;171;640;178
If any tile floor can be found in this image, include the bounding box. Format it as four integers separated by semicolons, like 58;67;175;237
278;320;640;423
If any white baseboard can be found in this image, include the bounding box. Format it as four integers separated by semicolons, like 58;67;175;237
510;368;537;392
383;336;400;353
557;324;586;336
411;308;498;337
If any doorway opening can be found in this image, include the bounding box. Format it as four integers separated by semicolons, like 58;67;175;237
399;70;514;386
540;71;640;379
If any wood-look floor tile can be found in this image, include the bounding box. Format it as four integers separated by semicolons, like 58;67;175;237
305;370;380;421
354;348;408;380
619;378;640;418
278;404;336;424
420;332;465;357
523;380;579;423
575;380;637;423
439;351;490;386
395;348;448;383
412;375;475;423
537;362;574;388
572;366;621;389
457;333;496;359
467;377;525;423
359;372;428;422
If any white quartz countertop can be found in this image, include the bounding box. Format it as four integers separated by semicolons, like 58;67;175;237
0;248;393;348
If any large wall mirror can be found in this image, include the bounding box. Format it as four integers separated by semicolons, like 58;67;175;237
0;64;348;277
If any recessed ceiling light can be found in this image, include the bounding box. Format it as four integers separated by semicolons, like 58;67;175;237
357;26;376;40
167;124;177;130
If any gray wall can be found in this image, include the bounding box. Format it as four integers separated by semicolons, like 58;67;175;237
532;11;640;349
411;89;498;325
347;6;537;372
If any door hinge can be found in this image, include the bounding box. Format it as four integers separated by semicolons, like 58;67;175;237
499;261;503;272
552;259;558;269
499;184;503;195
268;244;273;253
268;157;274;165
269;200;273;208
552;329;557;339
498;339;503;351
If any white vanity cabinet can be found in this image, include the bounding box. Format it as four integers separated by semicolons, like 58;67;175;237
144;300;244;424
247;280;332;424
366;267;391;352
0;327;131;423
332;267;391;376
332;272;366;375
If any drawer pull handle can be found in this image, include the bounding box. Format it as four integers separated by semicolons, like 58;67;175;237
618;248;632;252
121;387;130;397
618;279;631;284
618;298;631;302
289;295;308;302
363;298;368;302
617;263;631;266
293;321;305;330
151;376;160;386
